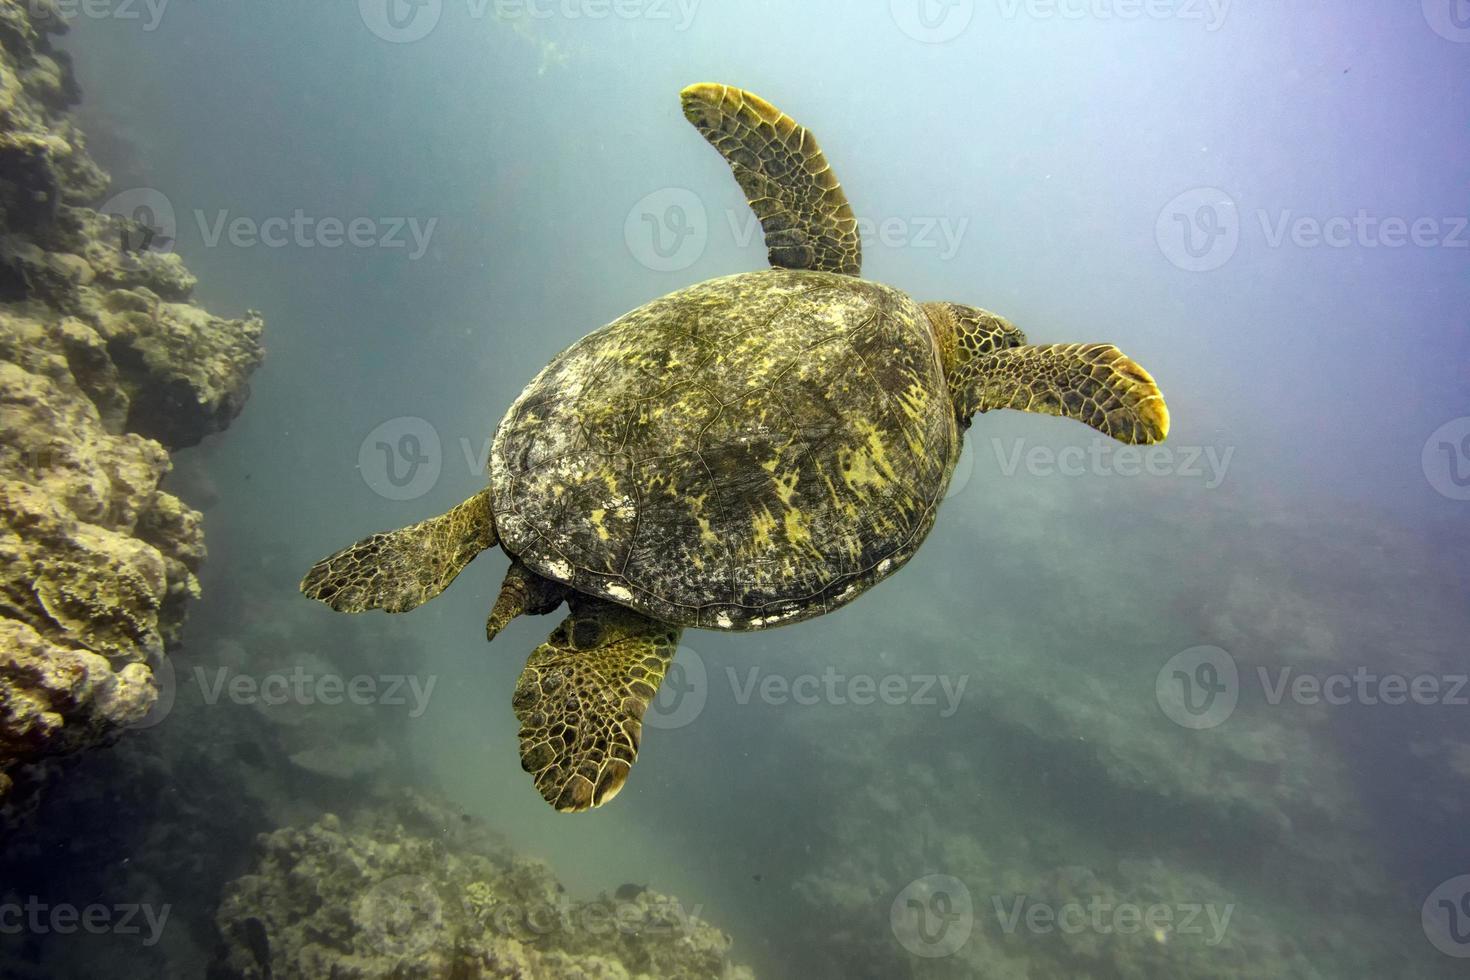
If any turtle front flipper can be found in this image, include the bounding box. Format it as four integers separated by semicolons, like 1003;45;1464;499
512;595;681;812
301;489;496;613
681;82;862;276
962;344;1171;445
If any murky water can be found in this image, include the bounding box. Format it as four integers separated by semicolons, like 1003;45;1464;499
2;3;1467;978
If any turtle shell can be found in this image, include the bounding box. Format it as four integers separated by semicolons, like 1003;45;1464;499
489;268;959;630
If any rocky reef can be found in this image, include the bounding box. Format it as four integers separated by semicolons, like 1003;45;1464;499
212;793;755;980
0;544;760;978
0;0;264;809
757;475;1470;978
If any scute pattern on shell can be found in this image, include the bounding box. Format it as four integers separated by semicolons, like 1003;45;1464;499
490;268;959;630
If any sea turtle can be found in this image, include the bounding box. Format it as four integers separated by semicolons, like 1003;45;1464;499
302;83;1169;812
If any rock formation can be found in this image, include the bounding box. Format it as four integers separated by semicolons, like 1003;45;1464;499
0;0;264;808
213;793;756;980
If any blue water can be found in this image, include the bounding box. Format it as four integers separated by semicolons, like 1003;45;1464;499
3;2;1468;977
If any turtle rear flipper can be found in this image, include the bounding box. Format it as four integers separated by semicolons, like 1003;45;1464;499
486;560;567;643
962;343;1170;445
301;489;496;613
681;82;862;276
512;595;680;812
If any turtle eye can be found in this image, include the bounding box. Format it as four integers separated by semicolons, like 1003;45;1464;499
571;620;602;650
956;306;1026;353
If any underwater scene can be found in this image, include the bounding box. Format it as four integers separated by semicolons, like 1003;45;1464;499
1;1;1468;977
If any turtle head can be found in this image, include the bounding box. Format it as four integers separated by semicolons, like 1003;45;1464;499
922;302;1026;425
923;302;1027;366
921;301;1170;444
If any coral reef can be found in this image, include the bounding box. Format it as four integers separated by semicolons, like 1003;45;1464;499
0;569;447;978
0;0;263;808
212;793;756;980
